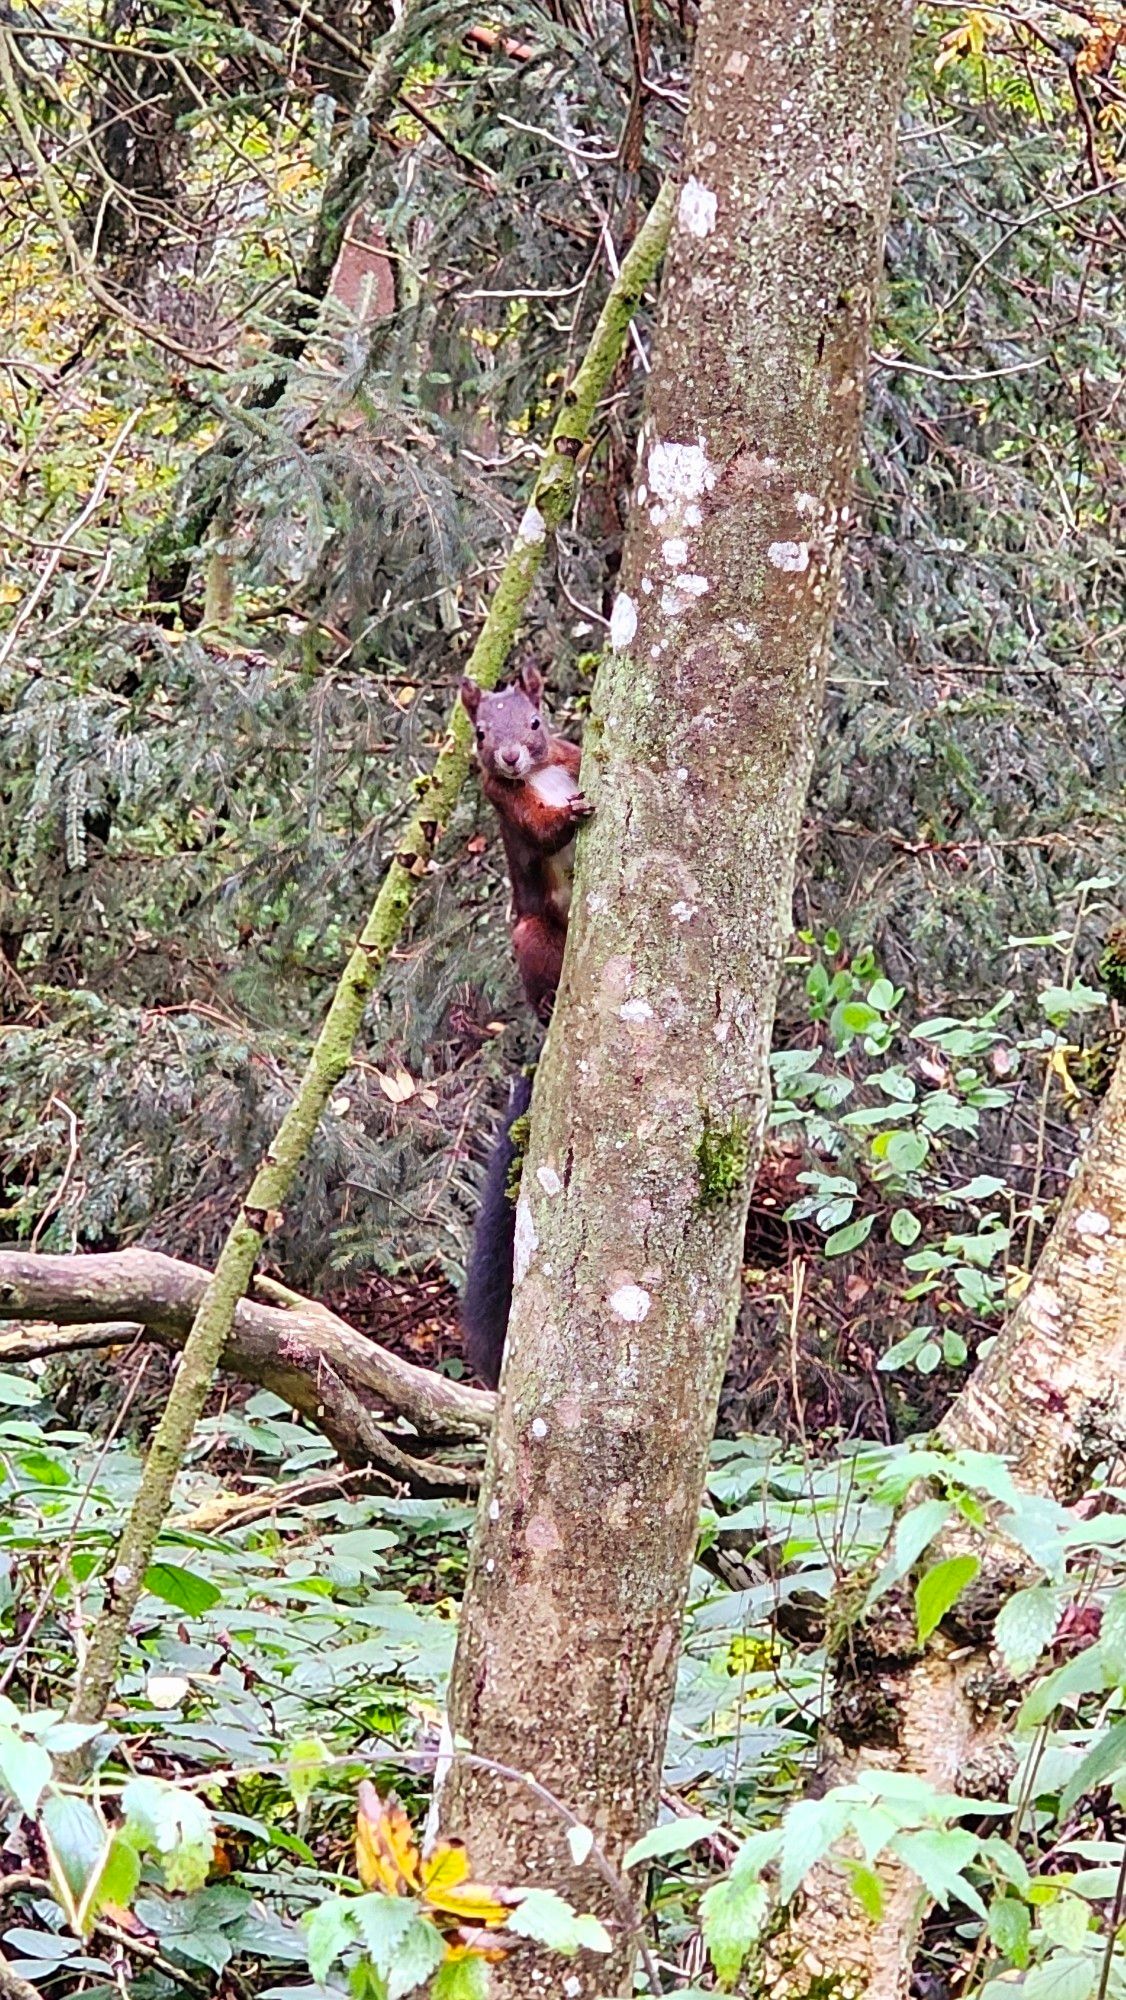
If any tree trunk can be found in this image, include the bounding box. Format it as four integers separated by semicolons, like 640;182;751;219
437;3;914;1992
769;1048;1126;2000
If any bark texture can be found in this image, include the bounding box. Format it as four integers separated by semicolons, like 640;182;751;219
770;1049;1126;2000
439;5;913;1992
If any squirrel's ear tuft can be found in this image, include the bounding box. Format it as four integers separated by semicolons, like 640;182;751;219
460;677;482;718
518;662;544;706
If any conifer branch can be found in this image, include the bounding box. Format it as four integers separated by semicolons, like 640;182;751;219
66;179;674;1730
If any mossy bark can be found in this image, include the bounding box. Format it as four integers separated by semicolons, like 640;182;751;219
439;2;914;1991
66;190;673;1730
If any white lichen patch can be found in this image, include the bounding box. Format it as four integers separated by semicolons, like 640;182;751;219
662;536;688;568
517;503;547;544
641;574;653;593
618;998;654;1022
488;1498;500;1520
648;439;717;508
678;176;718;238
768;540;810;571
610;591;638;650
795;491;820;516
609;1284;651;1323
536;1164;562;1196
660;573;710;617
1075;1209;1111;1237
513;1195;538;1284
670;900;696;922
530;1416;548;1439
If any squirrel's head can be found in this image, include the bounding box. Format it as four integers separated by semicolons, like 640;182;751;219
460;665;549;781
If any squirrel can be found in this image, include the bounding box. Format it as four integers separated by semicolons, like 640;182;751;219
458;664;589;1385
459;663;591;1023
459;1071;532;1388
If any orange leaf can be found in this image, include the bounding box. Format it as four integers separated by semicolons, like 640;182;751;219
426;1881;519;1927
355;1783;421;1895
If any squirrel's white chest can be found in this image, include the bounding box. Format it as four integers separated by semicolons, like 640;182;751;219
527;764;579;809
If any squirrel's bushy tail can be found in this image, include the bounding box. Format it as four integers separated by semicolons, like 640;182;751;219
460;1072;533;1388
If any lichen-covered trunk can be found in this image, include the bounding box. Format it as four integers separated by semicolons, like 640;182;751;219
770;1048;1126;2000
439;3;913;1991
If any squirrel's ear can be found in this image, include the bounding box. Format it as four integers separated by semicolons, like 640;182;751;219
518;663;544;706
460;677;482;719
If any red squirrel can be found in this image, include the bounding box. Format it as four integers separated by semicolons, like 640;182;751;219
458;665;588;1385
460;663;591;1021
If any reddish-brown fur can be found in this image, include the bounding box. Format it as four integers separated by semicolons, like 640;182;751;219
460;665;590;1020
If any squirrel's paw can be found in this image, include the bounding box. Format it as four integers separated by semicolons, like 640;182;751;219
569;793;594;821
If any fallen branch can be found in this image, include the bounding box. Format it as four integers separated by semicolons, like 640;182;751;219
0;1247;489;1492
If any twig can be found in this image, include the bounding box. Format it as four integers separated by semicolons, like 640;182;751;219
30;1095;80;1253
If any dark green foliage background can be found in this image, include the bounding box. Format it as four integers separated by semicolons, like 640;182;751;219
1;3;1122;1300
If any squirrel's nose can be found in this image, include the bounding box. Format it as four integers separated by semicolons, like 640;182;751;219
501;747;520;766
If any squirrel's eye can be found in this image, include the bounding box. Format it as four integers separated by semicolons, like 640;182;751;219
476;727;484;742
530;717;541;730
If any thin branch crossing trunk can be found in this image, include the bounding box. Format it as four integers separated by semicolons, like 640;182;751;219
65;187;674;1728
438;4;914;1992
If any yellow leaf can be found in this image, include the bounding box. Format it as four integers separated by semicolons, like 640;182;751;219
421;1842;469;1897
355;1784;421;1895
426;1882;518;1928
1049;1044;1080;1101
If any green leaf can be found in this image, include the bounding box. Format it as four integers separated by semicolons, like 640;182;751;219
1099;1587;1126;1681
700;1873;769;1986
508;1890;612;1956
890;1208;921;1246
1020;1954;1096;2000
286;1735;330;1808
41;1794;110;1930
623;1815;719;1868
845;1860;885;1920
121;1777;214;1894
95;1833;142;1915
891;1828;986;1916
384;1915;444;2000
868;979;897;1013
1038;983;1105;1021
839;1001;881;1035
878;1327;929;1372
352;1895;420;1975
0;1372;41;1406
431;1957;490;2000
0;1726;52;1816
143;1562;222;1615
994;1587;1058;1676
1059;1721;1126;1815
896;1499;953;1576
824;1214;875;1257
987;1895;1031;1967
778;1796;848;1903
884;1130;929;1175
915;1554;980;1644
1037;1892;1091;1951
1017;1647;1108;1729
306;1897;356;1984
